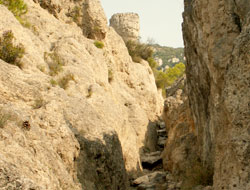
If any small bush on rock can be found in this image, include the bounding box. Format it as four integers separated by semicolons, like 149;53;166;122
125;40;154;63
0;0;27;18
0;0;30;27
57;73;75;89
50;79;57;87
0;30;25;68
94;41;104;49
147;57;158;69
44;52;65;76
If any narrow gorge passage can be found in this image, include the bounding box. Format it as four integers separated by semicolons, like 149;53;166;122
129;121;181;190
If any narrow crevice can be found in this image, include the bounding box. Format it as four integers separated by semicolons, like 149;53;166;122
232;12;242;32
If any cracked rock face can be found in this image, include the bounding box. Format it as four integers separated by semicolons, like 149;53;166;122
183;0;250;189
110;13;140;42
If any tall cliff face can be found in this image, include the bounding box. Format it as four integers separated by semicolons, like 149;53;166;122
110;13;140;42
0;0;163;189
183;0;250;189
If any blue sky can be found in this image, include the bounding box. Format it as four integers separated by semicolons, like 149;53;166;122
100;0;184;48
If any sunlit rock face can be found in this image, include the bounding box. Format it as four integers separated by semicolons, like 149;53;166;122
183;0;250;189
110;13;140;42
0;0;163;189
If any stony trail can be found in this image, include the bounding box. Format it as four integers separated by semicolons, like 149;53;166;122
129;121;181;190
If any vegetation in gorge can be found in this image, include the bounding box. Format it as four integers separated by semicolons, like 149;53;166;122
125;40;185;97
49;74;75;89
153;44;185;68
0;0;30;27
125;40;154;63
0;30;25;68
154;62;185;97
0;0;27;18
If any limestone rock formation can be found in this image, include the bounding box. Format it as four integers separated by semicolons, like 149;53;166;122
0;0;163;189
110;13;140;42
183;0;250;189
82;0;108;40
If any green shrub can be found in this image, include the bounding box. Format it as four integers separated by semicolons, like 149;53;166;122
153;62;185;97
125;40;154;63
57;73;75;89
0;0;30;27
147;57;158;69
0;0;27;18
94;41;104;49
0;30;25;68
50;79;57;87
44;52;64;76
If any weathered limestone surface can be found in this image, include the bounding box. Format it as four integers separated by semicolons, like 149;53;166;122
110;13;140;42
162;80;200;188
0;0;163;189
183;0;250;189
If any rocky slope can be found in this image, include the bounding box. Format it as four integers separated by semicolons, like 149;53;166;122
182;0;250;189
0;0;163;189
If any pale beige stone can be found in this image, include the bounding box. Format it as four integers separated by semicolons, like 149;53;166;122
110;13;140;42
0;0;163;189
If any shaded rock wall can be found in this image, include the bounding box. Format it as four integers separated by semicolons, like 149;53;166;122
183;0;250;189
162;80;204;188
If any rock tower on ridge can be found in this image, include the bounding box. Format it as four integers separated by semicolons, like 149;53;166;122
110;13;140;42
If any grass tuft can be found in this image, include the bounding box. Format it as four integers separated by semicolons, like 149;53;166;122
57;73;75;89
44;52;65;76
94;41;104;49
